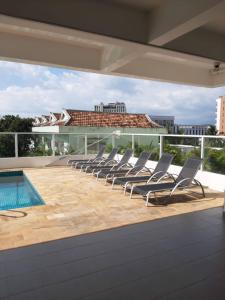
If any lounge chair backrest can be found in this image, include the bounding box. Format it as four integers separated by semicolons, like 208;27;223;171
133;151;151;170
117;149;133;167
106;148;118;161
95;144;106;159
176;157;202;186
153;153;174;175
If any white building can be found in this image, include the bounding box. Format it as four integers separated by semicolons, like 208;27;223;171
94;102;127;113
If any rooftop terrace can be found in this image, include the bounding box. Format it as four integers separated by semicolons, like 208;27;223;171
0;132;225;299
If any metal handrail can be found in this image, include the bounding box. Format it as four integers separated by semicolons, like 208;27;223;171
0;132;224;139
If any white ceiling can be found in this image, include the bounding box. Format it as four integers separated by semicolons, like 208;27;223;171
0;0;225;87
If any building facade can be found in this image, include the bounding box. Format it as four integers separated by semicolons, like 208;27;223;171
216;96;225;134
150;115;175;132
177;124;210;135
94;102;126;113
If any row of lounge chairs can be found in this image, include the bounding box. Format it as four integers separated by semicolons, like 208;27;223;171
68;145;205;206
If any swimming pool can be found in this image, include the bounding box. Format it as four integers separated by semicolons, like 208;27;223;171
0;171;45;211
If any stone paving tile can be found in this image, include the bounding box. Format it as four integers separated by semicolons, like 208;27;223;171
0;166;222;250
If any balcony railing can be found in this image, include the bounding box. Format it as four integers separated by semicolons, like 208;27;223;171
0;132;225;176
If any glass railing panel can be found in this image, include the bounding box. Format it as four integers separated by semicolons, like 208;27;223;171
203;137;225;175
85;134;113;155
0;134;15;158
18;133;53;157
86;134;100;155
54;134;85;156
68;134;85;155
97;134;115;154
113;134;132;154
133;134;159;161
163;136;201;166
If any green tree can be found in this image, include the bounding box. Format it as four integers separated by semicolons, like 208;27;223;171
206;125;217;136
0;115;33;157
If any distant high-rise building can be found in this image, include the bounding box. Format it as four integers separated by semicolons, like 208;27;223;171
216;96;225;134
94;102;127;113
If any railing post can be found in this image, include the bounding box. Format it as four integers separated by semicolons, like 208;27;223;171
51;134;56;156
159;135;164;158
15;133;18;158
84;134;87;155
200;136;205;171
112;134;115;148
131;134;135;156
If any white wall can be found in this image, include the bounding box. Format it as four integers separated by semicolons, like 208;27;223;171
128;156;225;192
0;155;94;169
32;126;60;133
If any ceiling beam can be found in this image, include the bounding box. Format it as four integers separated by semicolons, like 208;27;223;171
148;0;225;46
165;28;225;63
100;46;147;72
115;56;214;87
0;31;102;71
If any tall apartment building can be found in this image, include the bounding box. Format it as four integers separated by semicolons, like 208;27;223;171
216;96;225;134
94;102;126;113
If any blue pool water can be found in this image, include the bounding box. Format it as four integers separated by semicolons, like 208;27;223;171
0;171;45;211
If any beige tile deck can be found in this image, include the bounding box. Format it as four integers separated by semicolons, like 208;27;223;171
0;166;223;250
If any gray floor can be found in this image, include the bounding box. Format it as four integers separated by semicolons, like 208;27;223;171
1;207;225;300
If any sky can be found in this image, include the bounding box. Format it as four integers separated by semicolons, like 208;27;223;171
0;60;224;124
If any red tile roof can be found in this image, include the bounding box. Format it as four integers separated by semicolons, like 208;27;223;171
52;113;61;120
33;110;160;128
65;110;159;128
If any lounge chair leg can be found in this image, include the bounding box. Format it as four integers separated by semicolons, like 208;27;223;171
145;192;151;207
124;182;128;195
194;179;205;198
130;185;134;199
105;175;109;185
112;178;116;189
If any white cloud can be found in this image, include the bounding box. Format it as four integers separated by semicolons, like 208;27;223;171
0;60;224;123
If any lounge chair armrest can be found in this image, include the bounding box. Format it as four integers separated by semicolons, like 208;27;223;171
105;159;117;166
170;177;191;196
176;177;191;186
167;173;178;182
146;170;167;183
142;167;153;174
118;163;130;170
92;157;104;163
126;165;144;176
